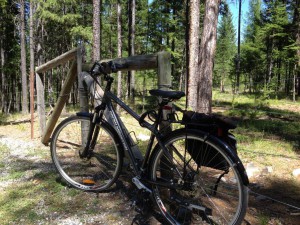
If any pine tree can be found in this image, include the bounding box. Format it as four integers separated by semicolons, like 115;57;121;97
214;7;236;93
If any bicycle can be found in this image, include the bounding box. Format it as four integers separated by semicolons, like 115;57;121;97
50;61;249;225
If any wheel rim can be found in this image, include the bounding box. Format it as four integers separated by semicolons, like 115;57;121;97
51;118;120;191
151;133;246;224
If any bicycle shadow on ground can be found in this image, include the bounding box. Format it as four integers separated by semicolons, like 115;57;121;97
115;175;167;225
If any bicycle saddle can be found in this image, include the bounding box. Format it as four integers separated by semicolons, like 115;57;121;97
149;89;185;100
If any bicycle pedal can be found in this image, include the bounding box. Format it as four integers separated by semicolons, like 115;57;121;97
82;179;95;186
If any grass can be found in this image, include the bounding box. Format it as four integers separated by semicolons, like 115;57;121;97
213;90;300;151
0;91;299;224
0;162;93;224
0;140;134;224
212;91;300;224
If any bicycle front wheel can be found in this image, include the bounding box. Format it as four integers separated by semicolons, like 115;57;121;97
150;129;248;225
50;115;123;192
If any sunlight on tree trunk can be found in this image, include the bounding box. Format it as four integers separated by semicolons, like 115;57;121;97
117;0;122;113
187;0;200;111
128;0;136;103
20;0;28;114
93;0;101;61
197;0;220;113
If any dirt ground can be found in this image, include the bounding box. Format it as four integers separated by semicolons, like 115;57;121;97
0;115;300;224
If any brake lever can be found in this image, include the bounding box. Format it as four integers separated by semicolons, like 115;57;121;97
90;62;101;76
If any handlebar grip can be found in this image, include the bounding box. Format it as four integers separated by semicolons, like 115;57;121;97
90;61;111;76
91;62;102;75
91;60;123;76
100;62;112;74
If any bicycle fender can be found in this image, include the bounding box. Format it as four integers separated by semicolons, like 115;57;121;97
153;129;249;186
200;131;249;186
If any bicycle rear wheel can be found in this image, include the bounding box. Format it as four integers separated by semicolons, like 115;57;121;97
150;129;248;225
50;115;123;191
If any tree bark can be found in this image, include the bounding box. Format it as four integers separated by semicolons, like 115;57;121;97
187;0;200;111
197;0;220;113
117;0;122;112
30;0;35;138
128;0;135;102
93;0;101;61
235;0;242;93
20;0;28;114
1;40;5;113
295;0;300;96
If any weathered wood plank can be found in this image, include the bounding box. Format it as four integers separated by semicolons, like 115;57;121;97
157;52;172;134
41;60;77;145
77;47;89;112
36;73;46;136
157;51;172;90
82;52;158;72
36;47;79;73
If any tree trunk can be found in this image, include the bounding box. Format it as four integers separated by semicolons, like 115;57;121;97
266;35;274;89
1;40;6;113
20;0;28;114
197;0;220;113
30;0;35;138
93;0;101;61
235;0;242;94
293;64;296;102
220;73;225;92
117;0;122;112
187;0;200;111
294;0;300;96
128;0;135;102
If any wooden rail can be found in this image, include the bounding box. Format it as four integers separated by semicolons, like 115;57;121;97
36;48;79;73
35;47;81;141
36;47;171;145
82;53;158;72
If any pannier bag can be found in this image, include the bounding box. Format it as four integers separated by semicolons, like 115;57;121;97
182;111;238;171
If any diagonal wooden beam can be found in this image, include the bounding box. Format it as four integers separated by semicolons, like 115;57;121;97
36;47;79;74
41;60;78;145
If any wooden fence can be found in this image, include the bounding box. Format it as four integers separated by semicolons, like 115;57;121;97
35;47;171;145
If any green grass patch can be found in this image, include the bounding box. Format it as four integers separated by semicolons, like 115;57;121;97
0;183;43;223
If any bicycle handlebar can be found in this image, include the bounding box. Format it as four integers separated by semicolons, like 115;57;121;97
90;61;123;77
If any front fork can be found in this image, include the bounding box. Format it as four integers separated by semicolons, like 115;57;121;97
79;107;105;158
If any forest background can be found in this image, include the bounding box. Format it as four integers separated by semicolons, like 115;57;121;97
0;0;300;224
0;0;299;116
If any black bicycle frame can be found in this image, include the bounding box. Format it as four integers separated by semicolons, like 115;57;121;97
100;89;164;176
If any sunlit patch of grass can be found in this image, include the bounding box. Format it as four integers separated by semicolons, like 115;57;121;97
5;170;26;180
0;183;44;223
0;144;10;158
257;213;269;225
0;113;9;124
0;167;97;224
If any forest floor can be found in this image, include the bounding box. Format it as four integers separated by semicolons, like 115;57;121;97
0;93;300;224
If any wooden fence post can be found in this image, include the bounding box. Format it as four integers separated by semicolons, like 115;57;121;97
77;46;89;112
157;51;172;91
36;73;46;136
35;50;171;147
157;52;172;133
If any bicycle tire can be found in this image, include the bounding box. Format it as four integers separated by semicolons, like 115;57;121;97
50;115;123;192
150;129;248;225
